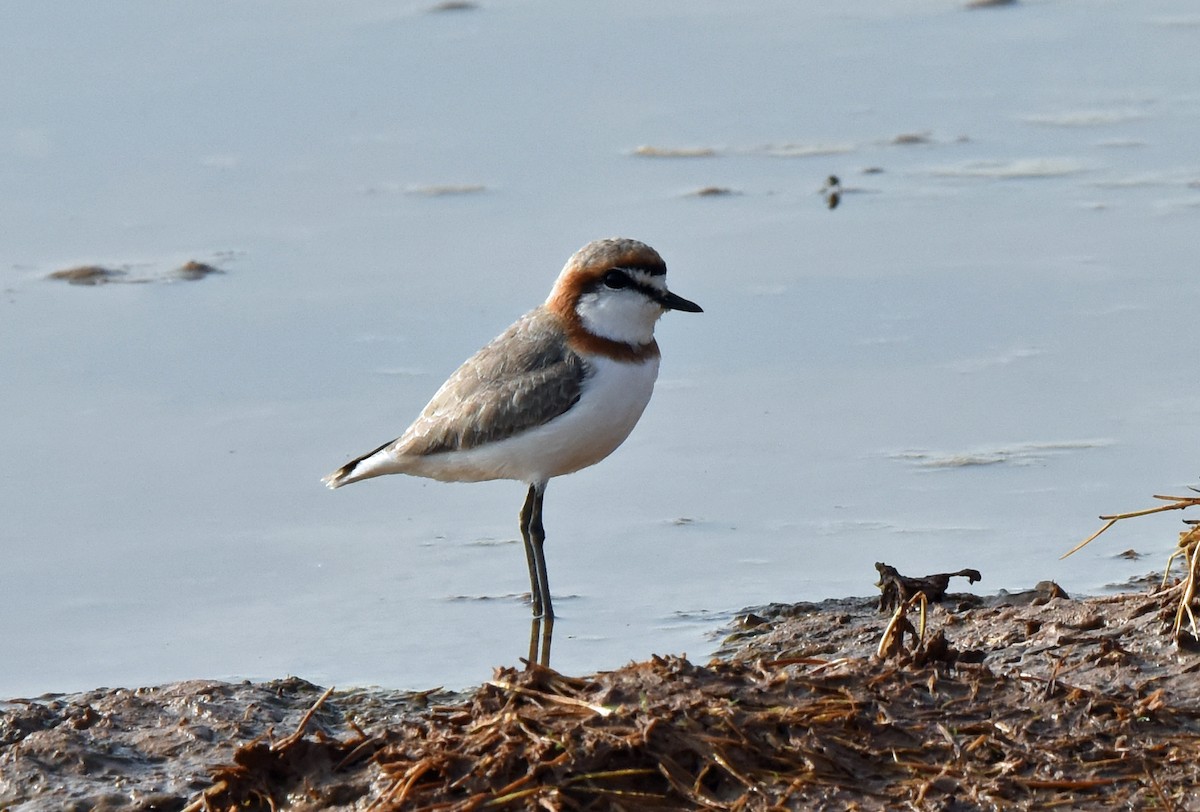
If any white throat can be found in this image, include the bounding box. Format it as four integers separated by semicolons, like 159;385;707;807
575;290;663;345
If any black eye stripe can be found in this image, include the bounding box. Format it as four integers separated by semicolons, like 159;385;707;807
590;271;665;304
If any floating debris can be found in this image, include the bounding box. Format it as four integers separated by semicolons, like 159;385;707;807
407;183;487;196
965;0;1018;8
687;186;735;197
1022;108;1149;127
891;439;1109;469
47;260;226;286
429;0;478;10
173;261;224;281
930;158;1090;179
46;265;126;286
631;145;717;158
753;141;854;158
891;131;934;145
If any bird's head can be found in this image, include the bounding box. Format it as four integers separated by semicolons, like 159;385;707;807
548;238;702;348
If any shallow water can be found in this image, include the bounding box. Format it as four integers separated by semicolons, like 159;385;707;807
3;0;1198;698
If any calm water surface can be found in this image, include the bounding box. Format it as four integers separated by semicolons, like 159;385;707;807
2;0;1199;697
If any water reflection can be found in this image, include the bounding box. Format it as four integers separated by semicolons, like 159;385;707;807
528;615;554;668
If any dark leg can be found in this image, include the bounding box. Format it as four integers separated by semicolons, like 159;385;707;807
519;484;542;617
528;483;552;623
519;482;554;666
529;483;553;666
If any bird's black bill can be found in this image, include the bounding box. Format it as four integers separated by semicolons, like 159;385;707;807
660;290;703;313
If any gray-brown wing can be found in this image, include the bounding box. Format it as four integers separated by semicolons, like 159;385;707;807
392;308;587;457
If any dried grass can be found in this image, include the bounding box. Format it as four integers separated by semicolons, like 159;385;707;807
1065;488;1200;645
192;647;1200;811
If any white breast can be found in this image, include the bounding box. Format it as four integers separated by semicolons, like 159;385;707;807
405;353;660;484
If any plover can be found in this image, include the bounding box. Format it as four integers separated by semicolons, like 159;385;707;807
323;238;701;662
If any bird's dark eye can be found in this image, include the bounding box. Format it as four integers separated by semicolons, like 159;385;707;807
603;270;629;289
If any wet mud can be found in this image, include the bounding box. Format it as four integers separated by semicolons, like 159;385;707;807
3;578;1199;810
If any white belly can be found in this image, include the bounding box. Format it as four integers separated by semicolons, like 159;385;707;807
406;354;660;484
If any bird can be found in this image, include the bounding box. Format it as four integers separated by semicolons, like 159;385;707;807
323;237;702;663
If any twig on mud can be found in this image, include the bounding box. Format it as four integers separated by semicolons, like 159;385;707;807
272;684;335;751
657;753;730;810
560;767;660;786
1018;777;1126;790
486;678;613;717
181;685;347;812
179;781;226;812
367;759;436;811
1143;761;1181;812
1062;492;1200;559
1171;530;1200;642
1065;488;1200;646
877;590;928;660
1162;521;1200;583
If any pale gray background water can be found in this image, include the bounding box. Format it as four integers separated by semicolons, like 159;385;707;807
3;0;1198;698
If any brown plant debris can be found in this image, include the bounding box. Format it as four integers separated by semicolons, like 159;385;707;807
193;612;1200;812
1066;489;1200;559
1067;487;1200;645
6;583;1200;810
194;580;1200;811
46;265;127;285
875;561;984;612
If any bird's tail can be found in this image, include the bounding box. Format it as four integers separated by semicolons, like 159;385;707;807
322;438;396;489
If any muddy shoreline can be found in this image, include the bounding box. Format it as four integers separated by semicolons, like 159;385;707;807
3;577;1200;810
